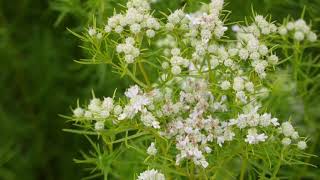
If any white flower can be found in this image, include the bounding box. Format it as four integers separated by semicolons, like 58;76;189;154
102;97;114;111
94;121;104;131
84;111;93;118
171;65;181;75
165;23;174;31
236;91;247;103
250;52;260;60
247;38;259;52
271;118;280;126
96;33;102;39
297;141;307;150
245;128;268;144
100;110;110;118
294;19;308;32
130;23;141;34
291;131;299;139
220;80;231;90
118;113;127;121
125;85;140;98
171;48;181;56
233;77;244;91
125;54;135;63
116;44;124;53
146;29;156;38
278;26;287;35
131;95;150;112
253;60;268;78
245;82;254;93
137;169;165;180
146;17;160;29
239;49;249;60
261;27;270;35
161;62;169;69
258;45;268;56
104;25;111;33
214;25;227;38
113;105;123;115
232;25;240;32
286;22;294;30
126;37;135;45
294;31;304;41
228;48;238;56
141;110;160;128
115;26;124;33
208;44;218;53
73;107;84;117
147;142;157;155
268;55;278;65
88;98;102;112
282;137;291;146
88;27;96;36
281;122;295;137
223;58;233;67
307;32;317;42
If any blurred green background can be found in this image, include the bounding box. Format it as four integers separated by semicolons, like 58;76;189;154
1;0;319;179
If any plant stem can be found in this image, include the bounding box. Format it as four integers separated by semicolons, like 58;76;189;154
272;149;284;179
126;69;148;88
138;61;151;88
240;157;247;180
104;170;108;180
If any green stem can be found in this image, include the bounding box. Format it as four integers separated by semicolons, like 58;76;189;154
240;157;247;180
206;56;214;83
126;69;148;88
138;61;151;88
272;149;284;179
104;170;108;180
293;42;302;84
190;162;195;180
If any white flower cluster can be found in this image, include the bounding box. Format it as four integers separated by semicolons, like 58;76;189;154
137;169;165;180
244;128;268;144
116;37;140;63
278;19;317;42
166;0;227;44
247;15;277;36
235;16;317;43
234;32;278;78
147;142;157;155
74;0;313;172
156;35;177;56
95;0;161;64
165;48;190;75
73;86;161;129
73;96;119;130
104;0;160;36
280;122;307;150
87;27;103;39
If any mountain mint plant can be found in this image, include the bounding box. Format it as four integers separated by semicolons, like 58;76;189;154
65;0;318;179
